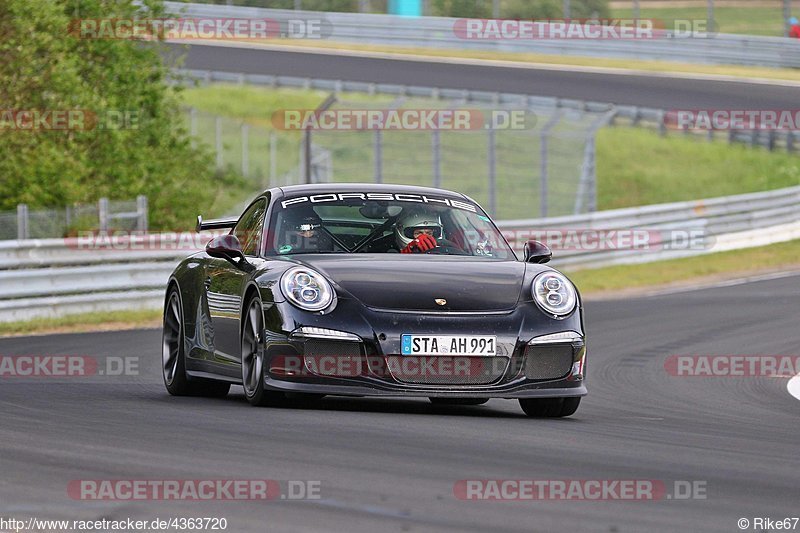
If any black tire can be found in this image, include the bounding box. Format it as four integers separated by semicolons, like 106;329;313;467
162;288;230;398
429;397;489;406
241;295;286;407
519;397;581;418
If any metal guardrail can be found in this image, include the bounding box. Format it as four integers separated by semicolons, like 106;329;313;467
1;186;799;322
165;2;800;68
177;69;800;153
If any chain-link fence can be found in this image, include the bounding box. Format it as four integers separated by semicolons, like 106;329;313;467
0;197;148;241
189;97;613;220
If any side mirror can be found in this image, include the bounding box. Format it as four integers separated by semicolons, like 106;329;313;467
206;235;245;263
523;239;552;264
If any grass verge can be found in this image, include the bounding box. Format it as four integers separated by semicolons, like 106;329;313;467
566;238;800;295
0;309;162;337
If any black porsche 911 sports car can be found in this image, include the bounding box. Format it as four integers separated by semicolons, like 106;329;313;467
162;184;586;417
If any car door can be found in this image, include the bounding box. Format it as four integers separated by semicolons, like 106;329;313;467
206;197;267;363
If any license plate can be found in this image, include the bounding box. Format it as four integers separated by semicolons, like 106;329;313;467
401;335;496;356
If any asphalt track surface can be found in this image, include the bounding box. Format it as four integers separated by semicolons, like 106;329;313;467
168;42;800;109
1;274;798;532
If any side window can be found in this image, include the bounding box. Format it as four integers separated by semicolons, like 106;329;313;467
233;199;267;256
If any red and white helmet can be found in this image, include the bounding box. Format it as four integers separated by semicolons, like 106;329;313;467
395;212;443;249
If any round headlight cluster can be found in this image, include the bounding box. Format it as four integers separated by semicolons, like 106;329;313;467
532;271;577;317
280;267;334;311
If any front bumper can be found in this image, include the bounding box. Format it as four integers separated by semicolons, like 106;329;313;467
261;306;587;399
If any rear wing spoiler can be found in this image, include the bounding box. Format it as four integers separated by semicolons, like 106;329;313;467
196;215;238;232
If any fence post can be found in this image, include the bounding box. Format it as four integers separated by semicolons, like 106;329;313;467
190;108;197;148
269;131;277;188
303;128;312;184
784;0;791;38
633;0;640;20
539;112;562;218
16;204;28;240
215;116;223;168
563;0;570;19
136;195;148;232
707;0;714;34
540;133;549;219
432;129;441;188
98;198;109;232
241;123;249;178
487;127;496;217
492;0;500;18
374;129;383;183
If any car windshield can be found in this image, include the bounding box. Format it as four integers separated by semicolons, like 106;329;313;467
266;192;515;259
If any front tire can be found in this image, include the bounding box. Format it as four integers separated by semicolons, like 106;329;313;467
241;295;285;407
519;397;580;418
162;288;230;398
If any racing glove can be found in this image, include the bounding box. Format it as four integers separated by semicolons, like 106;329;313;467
401;233;437;253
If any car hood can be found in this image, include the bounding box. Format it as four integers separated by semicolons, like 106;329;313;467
292;254;526;312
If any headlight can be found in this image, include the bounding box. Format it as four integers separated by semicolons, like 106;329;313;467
532;271;577;317
280;267;334;311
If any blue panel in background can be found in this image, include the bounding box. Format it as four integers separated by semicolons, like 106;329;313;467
389;0;422;17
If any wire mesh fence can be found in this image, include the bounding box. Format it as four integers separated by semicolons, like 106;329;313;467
0;197;147;241
187;97;612;220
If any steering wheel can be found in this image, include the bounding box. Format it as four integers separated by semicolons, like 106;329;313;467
424;239;469;255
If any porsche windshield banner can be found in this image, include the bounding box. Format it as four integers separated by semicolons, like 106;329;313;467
281;192;478;212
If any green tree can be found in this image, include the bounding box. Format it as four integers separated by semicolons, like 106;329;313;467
0;0;242;230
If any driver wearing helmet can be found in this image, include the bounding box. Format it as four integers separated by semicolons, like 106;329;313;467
278;210;332;254
395;212;443;254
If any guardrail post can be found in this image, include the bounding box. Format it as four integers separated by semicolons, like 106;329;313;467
432;129;441;188
16;204;28;240
788;131;796;153
136;195;148;232
374;129;383;184
487;127;496;216
241;123;249;178
98;198;109;232
215;116;223;168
